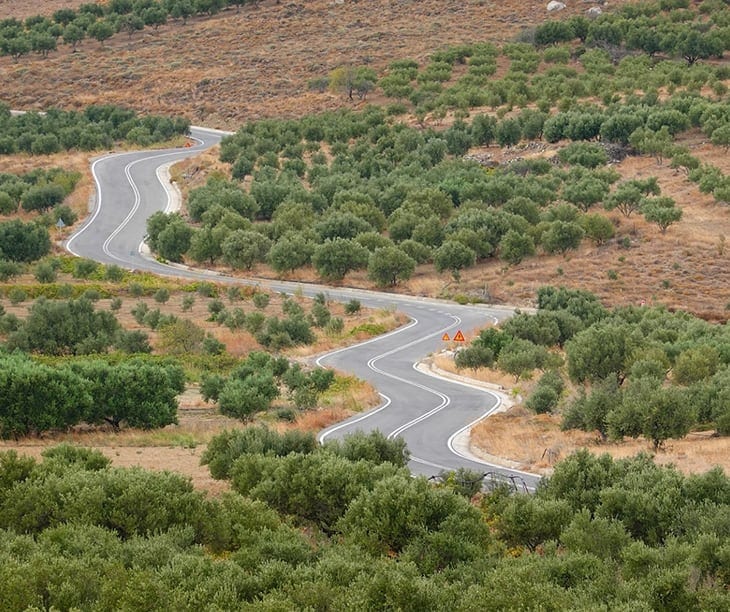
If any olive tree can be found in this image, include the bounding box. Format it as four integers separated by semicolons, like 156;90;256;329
367;246;417;287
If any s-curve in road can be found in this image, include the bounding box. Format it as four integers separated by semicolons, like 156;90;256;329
65;127;541;492
315;295;541;492
66;126;230;272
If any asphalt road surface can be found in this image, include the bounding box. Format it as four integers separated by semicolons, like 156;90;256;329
65;127;541;492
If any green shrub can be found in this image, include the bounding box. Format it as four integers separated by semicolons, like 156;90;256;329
154;288;170;304
8;287;27;304
34;261;57;283
344;299;361;315
72;258;98;279
252;292;270;309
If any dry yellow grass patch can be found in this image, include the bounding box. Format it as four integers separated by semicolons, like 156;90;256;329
427;352;730;477
433;353;524;390
470;407;730;477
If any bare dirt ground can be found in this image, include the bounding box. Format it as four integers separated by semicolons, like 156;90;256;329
0;0;625;127
431;353;730;478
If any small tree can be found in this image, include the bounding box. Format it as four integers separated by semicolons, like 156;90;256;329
495;118;522;147
141;6;167;29
62;24;85;51
367;246;417;287
20;184;65;212
629;126;673;165
153;288;170;304
541;221;585;255
563;176;610;212
609;379;695;450
312;238;369;282
157;318;205;354
329;66;378;101
641;196;682;234
267;233;314;274
604;179;658;217
499;230;535;265
433;240;476;280
455;345;494;370
156;219;193;262
221;230;271;270
168;0;195;24
0;220;50;263
580;214;615;245
118;13;144;38
87;20;115;47
496;338;553;381
34;261;57;283
710;125;730;151
218;374;279;422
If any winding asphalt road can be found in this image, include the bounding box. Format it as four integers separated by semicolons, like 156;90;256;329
65;127;541;491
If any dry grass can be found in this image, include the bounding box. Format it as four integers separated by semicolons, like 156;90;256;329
433;352;522;390
0;0;634;128
446;134;730;321
470;407;730;477
428;350;730;477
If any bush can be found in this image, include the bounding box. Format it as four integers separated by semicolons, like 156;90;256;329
72;258;98;279
8;287;27;304
104;264;125;282
455;345;495;370
558;142;608;168
252;292;270;309
181;294;195;311
526;386;559;414
128;281;144;297
153;288;170;304
0;219;50;263
325;317;344;335
34;261;57;283
344;299;361;315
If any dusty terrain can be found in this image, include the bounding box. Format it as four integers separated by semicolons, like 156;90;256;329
452;133;730;322
1;0;622;127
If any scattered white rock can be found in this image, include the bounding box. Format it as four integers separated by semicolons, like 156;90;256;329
547;1;566;11
586;6;602;16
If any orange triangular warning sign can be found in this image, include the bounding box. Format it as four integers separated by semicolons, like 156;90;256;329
453;330;465;342
442;333;450;341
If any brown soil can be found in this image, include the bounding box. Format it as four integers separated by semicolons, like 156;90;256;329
470;407;730;477
452;132;730;322
1;0;627;128
432;353;730;477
